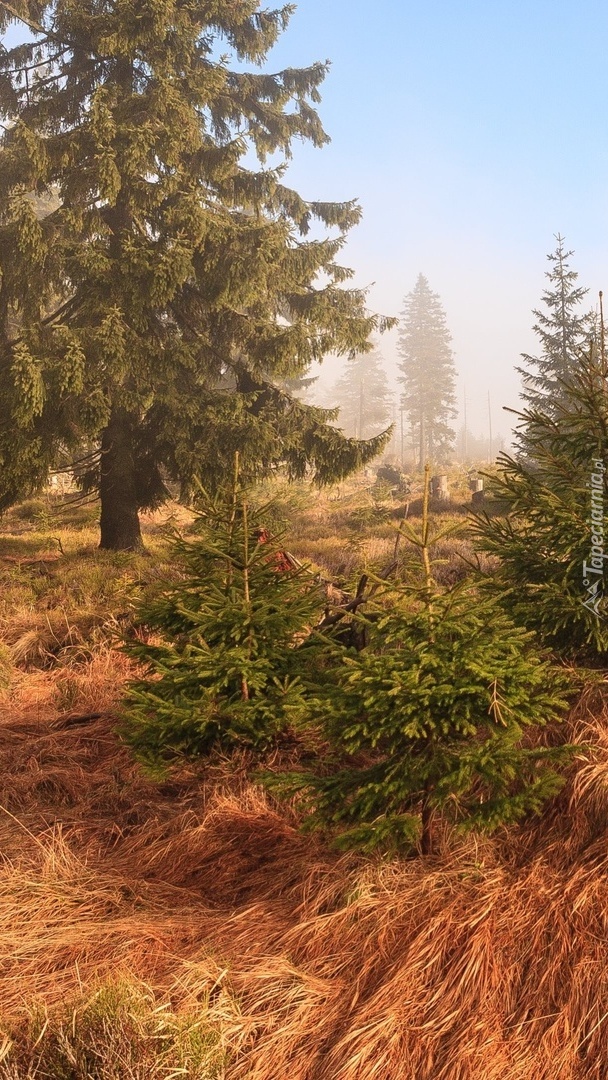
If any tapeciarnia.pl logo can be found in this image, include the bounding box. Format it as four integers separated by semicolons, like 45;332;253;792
582;458;606;618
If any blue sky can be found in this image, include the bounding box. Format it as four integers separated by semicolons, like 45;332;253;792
259;0;608;439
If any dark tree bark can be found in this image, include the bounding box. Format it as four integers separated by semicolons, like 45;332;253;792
99;406;144;551
419;775;435;856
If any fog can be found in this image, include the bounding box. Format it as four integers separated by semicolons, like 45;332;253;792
265;0;608;445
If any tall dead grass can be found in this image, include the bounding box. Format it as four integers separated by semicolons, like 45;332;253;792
0;659;608;1077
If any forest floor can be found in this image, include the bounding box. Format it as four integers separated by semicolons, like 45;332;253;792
0;474;608;1078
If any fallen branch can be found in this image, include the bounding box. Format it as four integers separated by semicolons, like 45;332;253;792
52;712;105;730
318;561;398;630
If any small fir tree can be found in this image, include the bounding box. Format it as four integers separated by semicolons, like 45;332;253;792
397;275;457;468
517;236;592;422
121;459;323;761
268;468;572;855
471;341;608;660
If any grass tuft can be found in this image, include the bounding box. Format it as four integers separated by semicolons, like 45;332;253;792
0;977;226;1078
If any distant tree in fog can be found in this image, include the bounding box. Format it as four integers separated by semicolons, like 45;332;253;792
456;427;505;463
330;350;393;440
397;275;457;467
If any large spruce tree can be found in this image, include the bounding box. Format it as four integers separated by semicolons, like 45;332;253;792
0;0;391;548
397;274;456;467
516;235;591;418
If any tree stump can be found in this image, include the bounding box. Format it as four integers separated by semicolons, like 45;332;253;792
430;474;449;501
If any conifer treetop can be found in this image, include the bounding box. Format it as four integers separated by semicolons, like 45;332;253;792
517;235;592;415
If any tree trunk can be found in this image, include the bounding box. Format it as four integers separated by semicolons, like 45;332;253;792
419;797;433;855
419;777;434;856
99;406;144;551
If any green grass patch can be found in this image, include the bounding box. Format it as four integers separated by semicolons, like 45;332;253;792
0;979;227;1079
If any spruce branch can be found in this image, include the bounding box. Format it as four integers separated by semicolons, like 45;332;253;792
0;0;46;38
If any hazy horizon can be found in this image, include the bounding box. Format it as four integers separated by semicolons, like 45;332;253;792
259;0;608;444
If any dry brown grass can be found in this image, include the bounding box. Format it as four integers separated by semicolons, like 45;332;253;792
0;656;608;1077
273;474;498;589
1;483;607;1078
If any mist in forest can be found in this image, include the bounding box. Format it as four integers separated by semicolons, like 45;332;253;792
268;0;608;443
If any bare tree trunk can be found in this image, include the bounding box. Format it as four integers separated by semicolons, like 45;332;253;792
419;793;434;856
99;406;144;551
358;379;364;440
419;764;435;856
